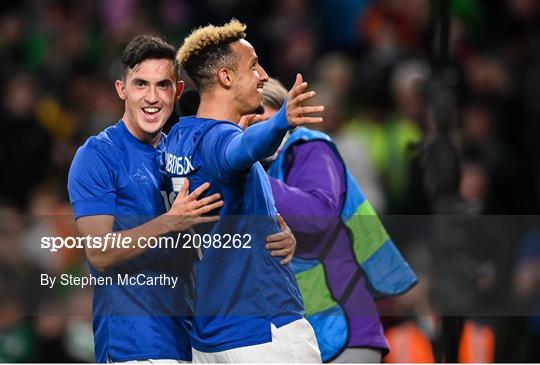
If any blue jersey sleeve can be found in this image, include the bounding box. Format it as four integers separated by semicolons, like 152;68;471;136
200;102;291;180
67;143;117;219
225;102;290;172
198;125;242;182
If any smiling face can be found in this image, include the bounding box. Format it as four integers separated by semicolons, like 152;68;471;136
115;58;183;145
229;39;269;116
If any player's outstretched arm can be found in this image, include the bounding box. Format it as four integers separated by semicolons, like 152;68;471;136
77;180;223;272
226;74;324;172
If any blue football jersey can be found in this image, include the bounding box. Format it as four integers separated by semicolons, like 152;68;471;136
162;117;305;353
68;121;194;362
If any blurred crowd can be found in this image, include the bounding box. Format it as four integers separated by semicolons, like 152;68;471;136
1;0;540;362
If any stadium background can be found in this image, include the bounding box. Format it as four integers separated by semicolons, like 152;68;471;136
1;0;540;362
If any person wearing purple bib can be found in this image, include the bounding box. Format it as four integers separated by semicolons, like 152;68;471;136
245;78;417;362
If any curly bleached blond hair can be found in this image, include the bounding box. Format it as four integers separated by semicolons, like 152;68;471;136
177;19;247;92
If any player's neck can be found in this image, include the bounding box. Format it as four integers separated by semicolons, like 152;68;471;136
196;94;240;123
122;115;161;147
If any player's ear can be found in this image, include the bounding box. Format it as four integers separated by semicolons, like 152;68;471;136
115;80;127;101
175;80;184;100
217;68;233;88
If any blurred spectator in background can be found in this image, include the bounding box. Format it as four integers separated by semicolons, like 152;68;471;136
384;245;496;363
506;229;540;362
313;53;355;134
0;74;52;209
267;0;316;82
338;60;426;213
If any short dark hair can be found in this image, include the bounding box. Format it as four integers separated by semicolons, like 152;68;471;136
177;19;246;92
121;35;179;80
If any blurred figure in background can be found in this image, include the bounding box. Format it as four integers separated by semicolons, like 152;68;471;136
312;53;355;134
338;60;425;213
0;74;52;209
508;229;540;362
384;245;496;363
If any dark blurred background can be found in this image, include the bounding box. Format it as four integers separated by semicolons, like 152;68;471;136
1;0;540;362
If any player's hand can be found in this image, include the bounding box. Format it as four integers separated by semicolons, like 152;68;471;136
266;214;296;265
238;114;264;130
285;73;324;127
163;179;223;232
